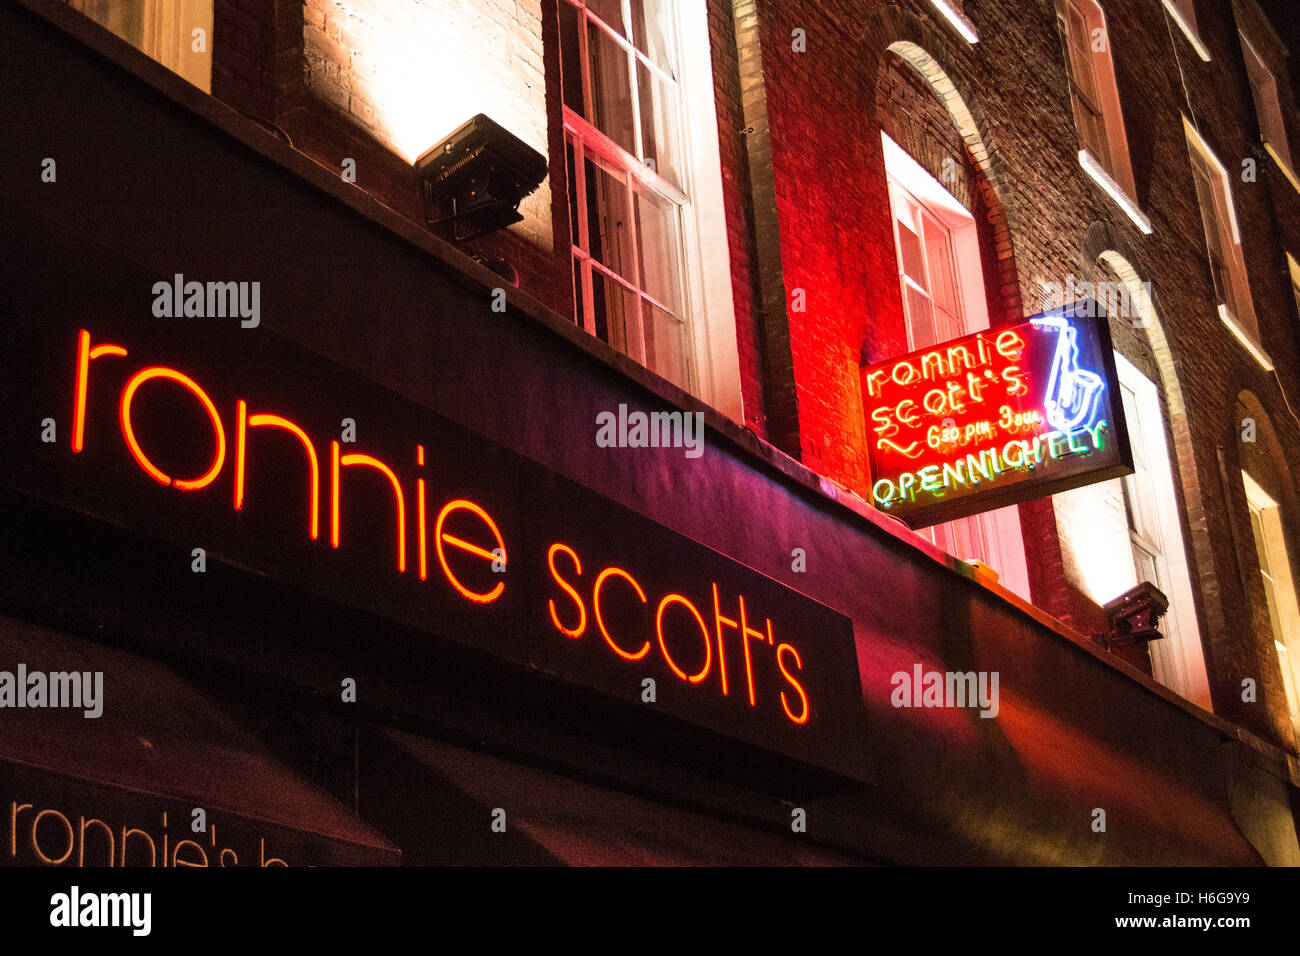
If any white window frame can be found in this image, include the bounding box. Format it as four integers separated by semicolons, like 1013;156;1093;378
1162;0;1211;62
1182;117;1271;370
1056;0;1152;233
1242;471;1300;744
560;0;741;419
1115;353;1211;709
881;134;1031;601
1288;252;1300;322
1240;31;1300;195
927;0;979;45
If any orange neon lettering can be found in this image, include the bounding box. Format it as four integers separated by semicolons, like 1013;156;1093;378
233;401;321;540
121;827;156;867
547;543;587;638
119;367;227;490
79;816;115;867
32;809;74;865
417;444;428;580
923;388;948;415
72;330;127;453
434;499;506;603
594;566;649;660
417;478;428;580
870;405;897;437
330;441;407;572
712;583;737;696
738;595;765;707
172;839;209;868
11;802;31;858
777;643;809;725
996;329;1025;360
655;593;711;683
895;400;921;428
891;361;917;387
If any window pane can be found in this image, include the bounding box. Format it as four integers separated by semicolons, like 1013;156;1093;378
904;285;937;348
946;516;987;564
574;259;597;335
637;61;683;189
644;300;690;390
566;138;581;247
1078;105;1109;169
69;0;212;91
587;20;637;155
1133;542;1160;587
587;0;629;38
629;0;676;74
559;1;585;115
1065;5;1101;106
923;216;957;314
584;157;636;284
634;186;682;312
1189;157;1239;316
896;220;926;286
592;268;640;355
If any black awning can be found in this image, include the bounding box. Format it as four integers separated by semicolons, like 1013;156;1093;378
0;613;399;867
359;725;867;866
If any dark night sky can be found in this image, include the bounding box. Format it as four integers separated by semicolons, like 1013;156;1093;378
1255;0;1300;91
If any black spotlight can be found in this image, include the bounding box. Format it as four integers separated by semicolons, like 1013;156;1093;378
1102;581;1170;647
415;114;547;241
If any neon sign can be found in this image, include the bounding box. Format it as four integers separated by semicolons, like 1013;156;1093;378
861;301;1132;526
0;320;869;782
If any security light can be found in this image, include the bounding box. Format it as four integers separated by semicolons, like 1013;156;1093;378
1102;581;1170;647
415;114;547;242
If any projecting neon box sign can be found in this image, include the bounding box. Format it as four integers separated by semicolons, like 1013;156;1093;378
862;301;1132;526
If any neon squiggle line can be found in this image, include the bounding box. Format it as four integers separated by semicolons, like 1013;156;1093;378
877;439;923;458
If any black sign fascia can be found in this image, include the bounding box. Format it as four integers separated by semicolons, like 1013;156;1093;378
0;317;870;784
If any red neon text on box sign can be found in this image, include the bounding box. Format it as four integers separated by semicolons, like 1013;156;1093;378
862;318;1112;513
68;330;810;727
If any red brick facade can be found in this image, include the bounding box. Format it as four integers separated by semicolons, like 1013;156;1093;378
196;0;1300;751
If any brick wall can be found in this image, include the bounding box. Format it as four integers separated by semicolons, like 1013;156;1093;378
277;0;572;312
737;0;1300;745
201;0;1300;748
709;0;770;439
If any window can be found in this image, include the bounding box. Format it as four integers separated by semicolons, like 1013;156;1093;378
1055;0;1150;232
882;134;1031;601
1288;253;1300;321
1242;472;1300;743
1115;354;1211;708
1240;32;1299;191
559;0;738;410
67;0;212;92
1183;119;1270;369
1162;0;1210;62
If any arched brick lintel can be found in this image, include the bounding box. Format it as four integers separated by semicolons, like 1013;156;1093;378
860;3;1023;324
